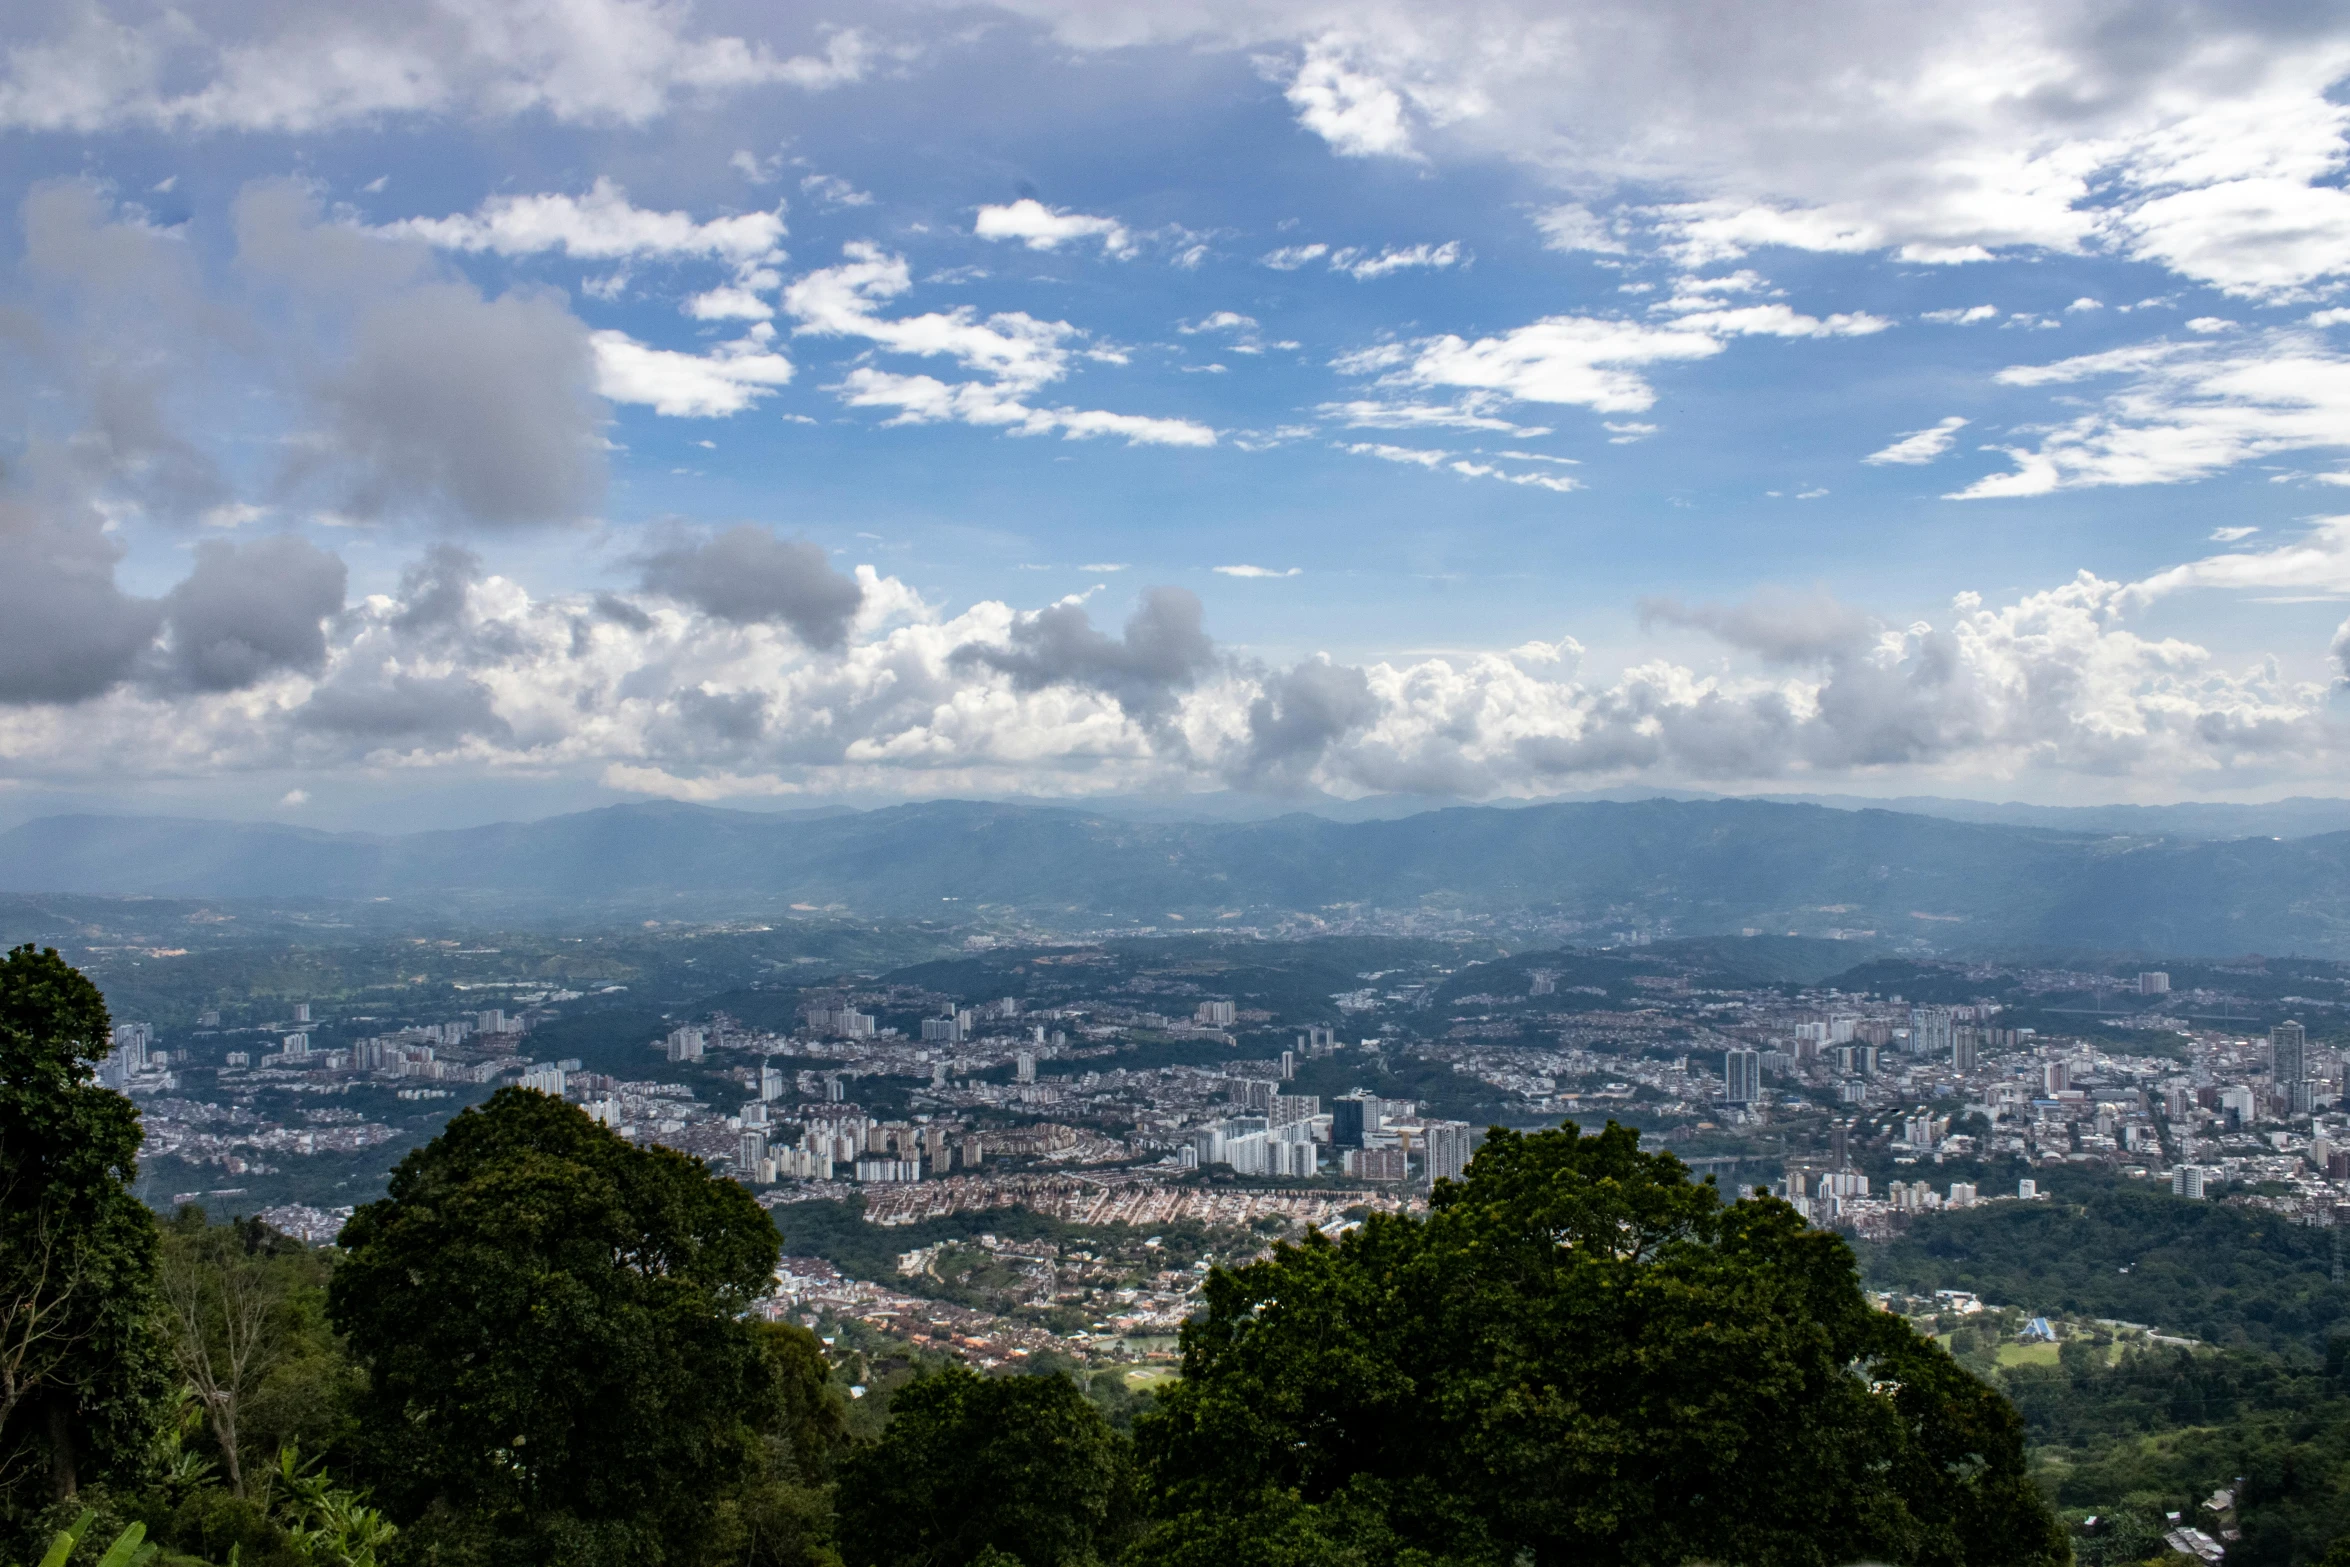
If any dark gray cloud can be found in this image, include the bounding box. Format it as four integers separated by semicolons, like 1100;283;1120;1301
297;670;510;744
311;282;603;525
158;535;347;692
674;688;770;745
233;181;605;528
958;586;1217;727
637;526;864;648
393;543;481;632
1639;585;1873;665
593;592;656;632
0;494;164;704
1235;657;1378;787
16;182;236;521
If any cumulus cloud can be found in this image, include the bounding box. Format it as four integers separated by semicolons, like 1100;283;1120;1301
1950;328;2350;498
957;586;1217;728
10;180;613;532
311;280;606;522
0;544;2337;798
591;326;794;416
298;671;511;744
637;526;865;648
1213;565;1304;577
0;3;873;132
158;536;347;693
1284;36;1423;159
1865;415;1970;465
1234;655;1379;787
0;494;165;704
974;200;1136;259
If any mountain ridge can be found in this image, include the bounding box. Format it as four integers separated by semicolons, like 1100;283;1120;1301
6;797;2350;956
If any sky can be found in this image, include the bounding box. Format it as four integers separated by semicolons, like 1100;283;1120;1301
6;0;2350;830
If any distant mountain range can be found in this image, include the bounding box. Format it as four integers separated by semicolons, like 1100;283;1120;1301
1040;786;2350;840
6;797;2350;956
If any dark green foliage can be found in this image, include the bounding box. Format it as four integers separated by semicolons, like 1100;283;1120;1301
2007;1341;2350;1567
0;946;171;1518
1134;1123;2066;1567
329;1088;815;1567
836;1366;1132;1567
1868;1186;2345;1355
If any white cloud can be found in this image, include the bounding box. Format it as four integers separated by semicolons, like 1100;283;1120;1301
1336;315;1725;414
1260;243;1330;270
1284;37;1421;159
833;368;1214;447
0;4;876;133
391;178;786;267
1923;305;2000;324
1338;442;1581;493
974;198;1136;259
1657;303;1892;338
1865;415;1970;465
1332;240;1463;279
1181;311;1259;335
2123;516;2350;606
1533;203;1626;253
14;557;2329;799
1950;328;2350;497
2210;525;2259;541
782;243;1213;444
1318;398;1553;436
992;0;2350;300
800;173;874;208
0;509;2336;798
1340;442;1450;468
591;328;794;417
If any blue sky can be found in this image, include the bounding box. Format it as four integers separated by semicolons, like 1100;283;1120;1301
5;0;2350;827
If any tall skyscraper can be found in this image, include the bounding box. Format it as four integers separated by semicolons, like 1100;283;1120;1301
1332;1098;1371;1148
2274;1019;2310;1085
1015;1051;1036;1084
1424;1122;1474;1185
1952;1031;1979;1073
1724;1049;1761;1105
1908;1007;1954;1058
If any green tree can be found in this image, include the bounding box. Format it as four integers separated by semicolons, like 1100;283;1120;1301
1132;1121;2068;1567
0;947;169;1515
836;1365;1132;1567
154;1211;353;1496
327;1088;801;1567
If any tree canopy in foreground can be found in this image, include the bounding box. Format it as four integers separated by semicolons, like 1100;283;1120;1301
1131;1121;2069;1567
329;1088;838;1567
